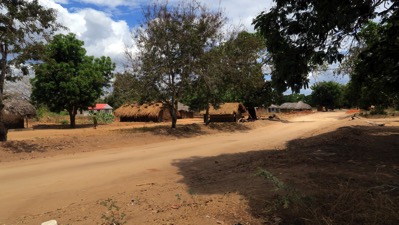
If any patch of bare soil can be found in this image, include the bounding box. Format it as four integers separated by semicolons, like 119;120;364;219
1;113;399;225
173;124;399;224
0;118;274;162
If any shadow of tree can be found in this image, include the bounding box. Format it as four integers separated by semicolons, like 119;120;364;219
1;141;47;153
32;124;95;129
114;123;208;138
114;122;253;138
172;125;399;224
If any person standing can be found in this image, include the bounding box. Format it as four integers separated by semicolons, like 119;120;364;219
93;113;98;129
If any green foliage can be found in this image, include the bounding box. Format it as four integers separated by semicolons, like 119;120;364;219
0;0;62;141
257;169;302;210
99;198;127;225
89;111;115;124
183;31;270;119
350;14;399;109
31;33;115;128
253;0;396;93
130;0;225;128
282;93;310;104
370;106;387;115
104;72;142;109
310;81;345;109
60;120;68;125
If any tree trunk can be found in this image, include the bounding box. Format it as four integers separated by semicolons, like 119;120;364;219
205;103;210;125
0;43;8;141
204;94;210;125
247;107;257;120
0;120;7;142
171;101;177;129
68;108;77;128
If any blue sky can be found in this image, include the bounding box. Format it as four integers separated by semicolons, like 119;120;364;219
39;0;270;65
37;0;348;96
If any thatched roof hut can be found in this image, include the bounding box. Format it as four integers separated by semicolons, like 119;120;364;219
279;101;312;112
114;103;171;122
3;98;36;129
268;104;280;113
3;98;36;117
177;102;193;119
202;102;247;122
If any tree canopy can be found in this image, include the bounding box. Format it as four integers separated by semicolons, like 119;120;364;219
103;72;143;109
0;0;61;141
182;31;269;120
253;0;398;93
128;0;225;128
31;33;115;128
310;81;345;110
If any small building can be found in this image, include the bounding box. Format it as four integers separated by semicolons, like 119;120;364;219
3;98;36;129
202;102;247;122
114;103;171;122
88;103;113;114
177;102;194;119
268;104;280;113
279;101;312;112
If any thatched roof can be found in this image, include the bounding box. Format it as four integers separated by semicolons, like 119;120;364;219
203;102;247;115
268;104;280;109
178;102;190;112
3;98;36;117
114;103;165;118
280;101;311;110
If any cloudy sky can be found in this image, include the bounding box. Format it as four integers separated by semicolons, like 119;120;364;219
37;0;347;95
38;0;272;68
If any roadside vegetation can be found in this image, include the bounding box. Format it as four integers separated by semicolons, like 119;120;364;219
1;0;398;224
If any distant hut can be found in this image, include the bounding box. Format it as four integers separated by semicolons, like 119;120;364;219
295;101;312;110
3;98;36;129
88;103;113;114
279;101;311;112
177;102;193;119
114;103;171;122
203;102;247;122
268;104;280;113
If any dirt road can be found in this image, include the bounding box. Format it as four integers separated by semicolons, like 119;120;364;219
0;111;352;224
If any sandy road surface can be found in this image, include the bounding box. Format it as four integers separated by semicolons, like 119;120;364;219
0;111;349;223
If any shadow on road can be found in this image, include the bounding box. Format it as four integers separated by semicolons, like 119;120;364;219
172;125;399;224
32;124;95;129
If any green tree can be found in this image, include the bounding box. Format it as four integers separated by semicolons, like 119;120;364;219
104;72;142;109
218;31;268;119
182;31;270;121
129;0;225;128
310;81;344;110
0;0;61;141
31;33;115;128
253;0;396;93
350;13;399;109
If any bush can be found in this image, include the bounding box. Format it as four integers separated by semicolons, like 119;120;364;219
370;105;386;115
60;120;68;125
89;111;114;124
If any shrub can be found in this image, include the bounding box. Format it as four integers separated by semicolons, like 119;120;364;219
89;111;115;124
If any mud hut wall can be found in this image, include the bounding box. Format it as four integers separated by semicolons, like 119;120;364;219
209;114;236;122
178;110;194;119
161;109;171;122
4;114;24;129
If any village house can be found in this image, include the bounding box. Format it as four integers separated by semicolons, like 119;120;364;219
202;102;247;122
3;98;36;129
114;103;171;122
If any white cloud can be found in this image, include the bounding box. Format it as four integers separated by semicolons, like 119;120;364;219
199;0;274;31
36;0;275;71
39;0;132;70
